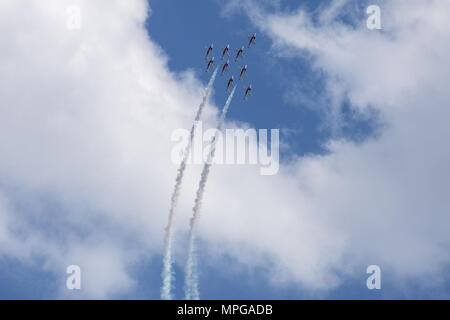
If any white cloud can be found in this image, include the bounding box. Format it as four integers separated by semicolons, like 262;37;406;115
0;0;449;298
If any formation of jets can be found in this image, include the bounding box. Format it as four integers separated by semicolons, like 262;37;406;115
204;33;256;100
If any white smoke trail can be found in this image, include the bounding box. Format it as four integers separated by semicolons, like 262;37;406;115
185;86;237;300
161;69;218;300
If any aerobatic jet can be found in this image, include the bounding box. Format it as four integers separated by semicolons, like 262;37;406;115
221;60;230;76
248;33;256;48
221;44;230;60
235;46;244;62
206;57;214;72
226;76;235;92
244;84;252;100
205;44;214;59
239;65;248;80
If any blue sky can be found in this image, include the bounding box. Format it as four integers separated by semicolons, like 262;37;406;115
1;0;450;300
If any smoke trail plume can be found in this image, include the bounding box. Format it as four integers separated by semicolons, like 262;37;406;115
161;69;218;300
185;86;237;300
